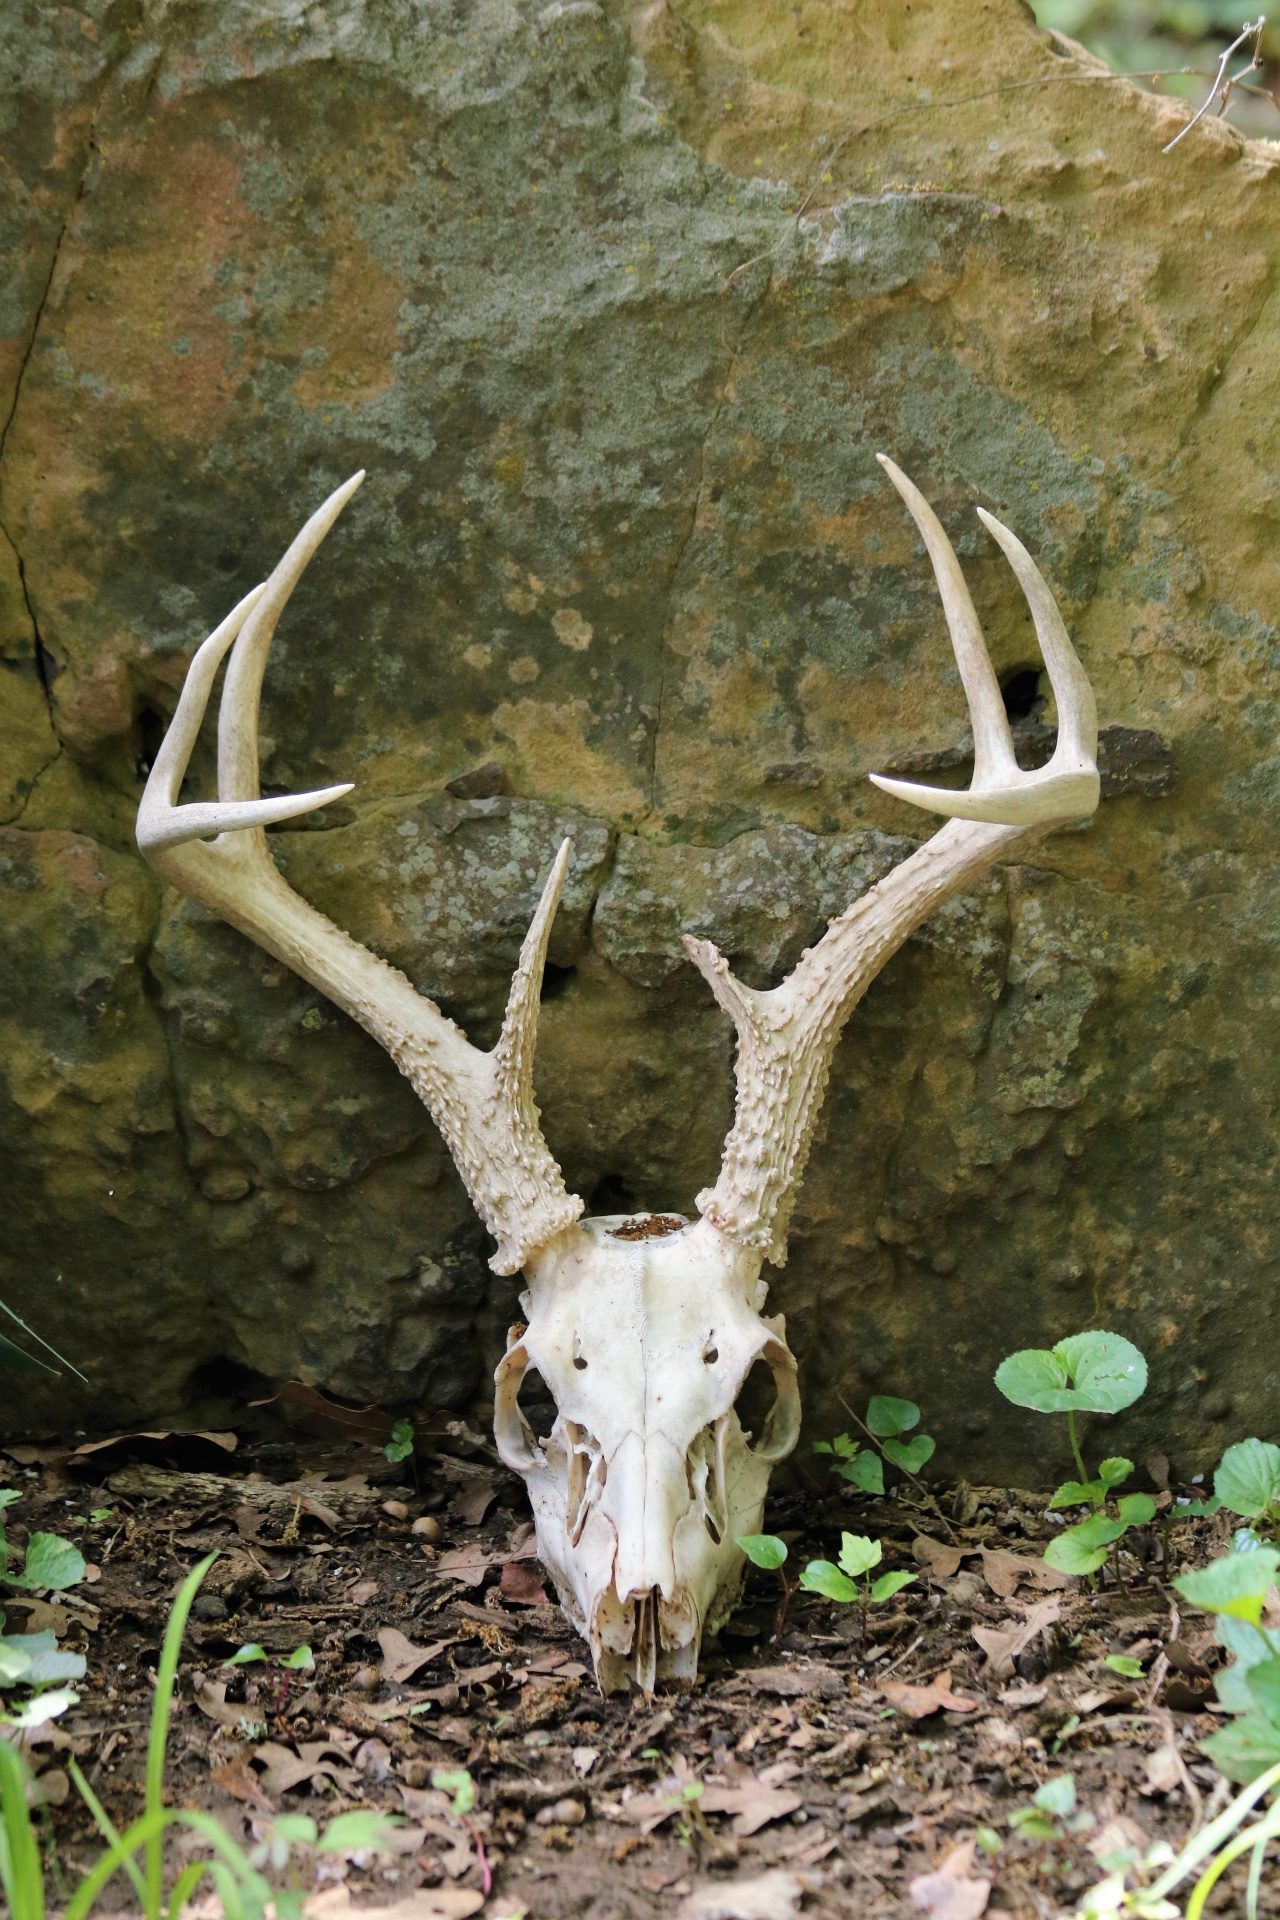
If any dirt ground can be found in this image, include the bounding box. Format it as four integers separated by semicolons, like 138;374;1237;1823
0;1419;1264;1920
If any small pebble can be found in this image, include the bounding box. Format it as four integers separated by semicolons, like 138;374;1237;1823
536;1798;585;1827
412;1515;441;1542
350;1665;380;1691
381;1499;410;1521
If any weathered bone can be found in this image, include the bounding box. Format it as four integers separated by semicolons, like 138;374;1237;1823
136;460;1102;1692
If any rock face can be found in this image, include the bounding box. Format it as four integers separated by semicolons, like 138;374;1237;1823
3;0;1279;1481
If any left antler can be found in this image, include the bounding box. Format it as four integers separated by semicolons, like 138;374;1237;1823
137;474;583;1276
689;456;1101;1265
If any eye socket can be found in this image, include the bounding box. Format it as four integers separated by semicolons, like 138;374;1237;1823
703;1344;719;1366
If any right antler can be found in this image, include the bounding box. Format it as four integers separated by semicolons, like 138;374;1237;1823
689;456;1101;1266
137;475;583;1276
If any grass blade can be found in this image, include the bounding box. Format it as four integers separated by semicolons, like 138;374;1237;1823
0;1738;44;1920
145;1553;217;1918
67;1756;146;1905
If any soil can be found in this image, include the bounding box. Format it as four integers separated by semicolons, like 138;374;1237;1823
0;1424;1263;1919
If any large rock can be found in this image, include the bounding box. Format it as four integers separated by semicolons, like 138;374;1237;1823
1;0;1278;1480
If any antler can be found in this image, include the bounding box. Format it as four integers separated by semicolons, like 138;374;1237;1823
136;474;583;1276
689;456;1101;1265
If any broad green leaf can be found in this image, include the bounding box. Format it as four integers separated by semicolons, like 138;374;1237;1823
838;1534;882;1578
866;1397;920;1438
1215;1438;1280;1521
1174;1547;1280;1623
1171;1495;1221;1520
0;1640;32;1685
812;1440;833;1455
837;1450;884;1495
0;1490;21;1511
1049;1480;1104;1510
828;1433;859;1459
736;1534;787;1571
1;1686;77;1727
994;1330;1147;1415
870;1570;917;1604
1035;1774;1077;1817
10;1532;85;1591
1008;1808;1058;1838
883;1435;935;1474
976;1827;1002;1855
223;1643;268;1666
1216;1616;1280;1670
1244;1655;1280;1730
318;1810;401;1853
1;1632;85;1686
1201;1711;1280;1785
800;1561;859;1603
1098;1457;1133;1487
1058;1513;1127;1549
271;1815;318;1846
1044;1524;1118;1577
1104;1654;1144;1678
0;1335;57;1377
1116;1493;1156;1527
282;1644;314;1671
385;1419;415;1466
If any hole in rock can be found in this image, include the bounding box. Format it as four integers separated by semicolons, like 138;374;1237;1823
733;1357;779;1450
539;961;575;1003
134;703;167;781
1000;666;1045;724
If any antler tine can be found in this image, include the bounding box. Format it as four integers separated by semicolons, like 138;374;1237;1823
875;454;1017;788
868;461;1099;827
218;469;365;804
136;472;365;855
975;508;1098;770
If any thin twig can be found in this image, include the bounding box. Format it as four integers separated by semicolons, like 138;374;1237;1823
1164;17;1267;151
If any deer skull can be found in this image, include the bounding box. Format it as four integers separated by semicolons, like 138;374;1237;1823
136;456;1101;1691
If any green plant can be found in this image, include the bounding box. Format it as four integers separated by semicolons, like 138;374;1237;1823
1077;1760;1280;1920
995;1331;1152;1581
385;1419;414;1466
736;1534;797;1645
799;1532;917;1642
0;1493;86;1596
1172;1544;1280;1785
222;1643;314;1672
0;1297;86;1383
0;1553;398;1920
1215;1438;1280;1537
1009;1772;1094;1840
813;1395;936;1496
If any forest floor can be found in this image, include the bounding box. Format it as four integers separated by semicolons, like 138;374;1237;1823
0;1422;1259;1920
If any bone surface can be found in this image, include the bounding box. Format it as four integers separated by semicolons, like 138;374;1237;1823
136;462;1103;1691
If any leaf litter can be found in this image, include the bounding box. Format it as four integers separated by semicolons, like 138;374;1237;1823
0;1425;1247;1917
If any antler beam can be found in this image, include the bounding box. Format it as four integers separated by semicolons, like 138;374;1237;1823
689;455;1101;1264
137;475;583;1276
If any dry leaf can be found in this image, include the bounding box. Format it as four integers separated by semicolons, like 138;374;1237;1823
252;1383;395;1446
980;1546;1068;1598
678;1870;804;1920
727;1665;843;1699
253;1739;359;1797
572;1746;599;1775
908;1839;992;1919
193;1681;258;1730
913;1537;965;1579
972;1597;1062;1678
998;1682;1047;1710
500;1561;548;1605
1142;1746;1183;1796
437;1532;538;1585
699;1782;804;1838
303;1886;484;1920
347;1578;378;1604
881;1671;980;1720
452;1479;500;1526
71;1429;238;1457
378;1628;448;1684
210;1754;276;1814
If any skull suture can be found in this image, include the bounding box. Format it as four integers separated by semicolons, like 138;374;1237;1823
494;1215;799;1691
137;457;1102;1691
